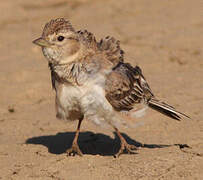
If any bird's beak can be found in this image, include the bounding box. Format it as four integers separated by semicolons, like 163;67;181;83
32;37;51;47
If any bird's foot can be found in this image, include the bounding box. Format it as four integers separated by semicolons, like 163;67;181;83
114;140;138;158
66;142;83;156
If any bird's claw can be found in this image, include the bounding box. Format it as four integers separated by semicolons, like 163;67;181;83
66;143;83;156
114;143;138;158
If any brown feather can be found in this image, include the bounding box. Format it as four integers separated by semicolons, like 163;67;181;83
77;30;97;50
105;62;154;111
42;18;75;38
98;36;124;65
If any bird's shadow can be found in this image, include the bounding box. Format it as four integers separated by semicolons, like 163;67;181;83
25;131;172;156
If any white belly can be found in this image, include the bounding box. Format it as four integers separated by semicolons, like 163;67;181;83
56;85;115;126
55;83;82;120
55;74;122;127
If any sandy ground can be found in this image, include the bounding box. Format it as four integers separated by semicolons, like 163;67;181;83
0;0;203;179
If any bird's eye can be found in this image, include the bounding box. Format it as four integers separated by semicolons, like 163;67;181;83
57;36;65;41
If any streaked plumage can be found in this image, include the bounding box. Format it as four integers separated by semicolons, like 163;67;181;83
33;18;189;157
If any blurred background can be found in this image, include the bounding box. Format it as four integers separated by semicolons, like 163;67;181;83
0;0;202;179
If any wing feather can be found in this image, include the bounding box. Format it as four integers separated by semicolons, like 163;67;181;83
105;62;154;111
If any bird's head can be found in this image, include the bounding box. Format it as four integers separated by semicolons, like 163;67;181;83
33;18;81;65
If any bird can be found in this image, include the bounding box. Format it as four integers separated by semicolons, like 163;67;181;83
33;18;189;157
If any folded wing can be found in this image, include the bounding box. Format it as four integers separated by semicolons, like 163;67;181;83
105;62;154;111
105;62;189;120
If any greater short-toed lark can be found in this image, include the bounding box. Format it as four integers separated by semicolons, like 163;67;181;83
33;18;189;157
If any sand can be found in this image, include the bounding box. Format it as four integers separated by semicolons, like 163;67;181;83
0;0;202;179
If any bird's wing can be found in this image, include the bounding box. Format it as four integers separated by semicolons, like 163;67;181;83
49;63;57;90
105;62;154;111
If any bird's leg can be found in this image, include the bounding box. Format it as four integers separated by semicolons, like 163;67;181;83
114;127;138;158
66;117;83;156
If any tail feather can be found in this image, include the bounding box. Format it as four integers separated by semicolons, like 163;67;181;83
148;98;190;121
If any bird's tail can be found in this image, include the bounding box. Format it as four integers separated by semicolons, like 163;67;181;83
148;98;190;120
